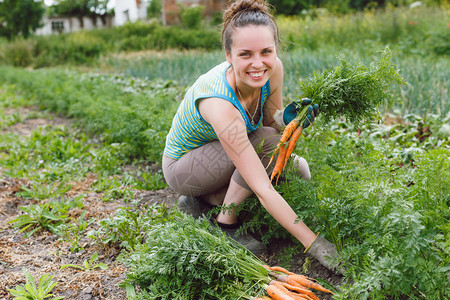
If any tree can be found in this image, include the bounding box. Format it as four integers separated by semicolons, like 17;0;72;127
49;0;111;29
147;0;162;19
0;0;46;39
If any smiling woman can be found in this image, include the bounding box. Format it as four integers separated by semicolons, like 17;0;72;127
161;0;343;274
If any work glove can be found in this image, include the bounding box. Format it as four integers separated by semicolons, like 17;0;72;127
273;98;320;129
305;235;344;275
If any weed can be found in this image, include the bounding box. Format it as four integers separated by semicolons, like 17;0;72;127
60;252;107;271
9;204;68;237
88;201;179;251
132;170;167;191
54;210;94;252
91;176;134;202
7;268;64;300
17;181;72;201
9;196;84;238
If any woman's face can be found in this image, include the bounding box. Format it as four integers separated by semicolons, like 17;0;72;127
226;25;277;90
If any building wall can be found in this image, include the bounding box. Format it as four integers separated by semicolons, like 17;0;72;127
35;15;113;35
164;0;225;25
115;0;148;26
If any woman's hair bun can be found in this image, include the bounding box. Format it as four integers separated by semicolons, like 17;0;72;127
221;0;279;53
223;0;270;23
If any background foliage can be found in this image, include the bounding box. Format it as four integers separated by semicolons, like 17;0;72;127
0;0;45;39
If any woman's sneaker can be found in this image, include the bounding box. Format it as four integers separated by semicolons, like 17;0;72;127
213;221;267;256
178;195;209;219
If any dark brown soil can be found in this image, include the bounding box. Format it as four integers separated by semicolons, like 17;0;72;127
0;106;342;299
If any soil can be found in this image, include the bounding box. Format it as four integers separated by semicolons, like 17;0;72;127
0;106;342;299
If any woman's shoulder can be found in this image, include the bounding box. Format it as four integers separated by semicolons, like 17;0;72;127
200;61;230;81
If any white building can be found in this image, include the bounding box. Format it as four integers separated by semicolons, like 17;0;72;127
114;0;148;26
36;15;113;35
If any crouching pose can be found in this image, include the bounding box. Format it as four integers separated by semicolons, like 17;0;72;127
162;0;342;274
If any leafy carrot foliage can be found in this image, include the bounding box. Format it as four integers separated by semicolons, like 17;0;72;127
299;47;406;125
122;216;270;300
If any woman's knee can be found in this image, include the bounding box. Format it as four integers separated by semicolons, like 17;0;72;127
250;126;280;153
292;154;311;180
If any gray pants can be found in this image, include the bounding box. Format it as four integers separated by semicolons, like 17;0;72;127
162;126;310;197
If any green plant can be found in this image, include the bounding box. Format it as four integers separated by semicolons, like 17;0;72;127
9;203;68;237
180;5;204;29
7;268;64;300
17;181;72;201
122;215;334;299
147;0;162;19
54;210;94;252
122;215;269;299
60;252;108;271
132;170;167;191
298;47;406;125
91;175;134;202
88;201;178;251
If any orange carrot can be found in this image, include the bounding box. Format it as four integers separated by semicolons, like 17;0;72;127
270;143;288;183
286;294;311;300
279;282;320;300
267;119;300;168
262;297;273;300
266;284;296;300
268;265;295;275
280;119;301;144
276;274;333;294
269;281;316;300
269;280;291;294
283;126;303;169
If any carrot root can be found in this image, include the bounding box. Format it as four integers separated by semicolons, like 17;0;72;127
279;282;320;300
268;265;295;275
267;118;300;171
283;126;303;169
270;143;288;184
276;274;333;294
266;284;296;300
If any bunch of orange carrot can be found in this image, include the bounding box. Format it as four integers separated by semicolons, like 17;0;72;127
268;49;405;183
254;265;334;300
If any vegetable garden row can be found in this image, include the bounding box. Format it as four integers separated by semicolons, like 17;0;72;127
0;46;448;298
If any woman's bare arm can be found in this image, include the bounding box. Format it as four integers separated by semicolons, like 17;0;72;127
198;97;316;247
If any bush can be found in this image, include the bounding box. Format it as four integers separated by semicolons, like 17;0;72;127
180;5;204;29
427;27;450;55
1;38;34;67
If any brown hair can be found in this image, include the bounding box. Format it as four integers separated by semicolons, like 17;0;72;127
222;0;279;54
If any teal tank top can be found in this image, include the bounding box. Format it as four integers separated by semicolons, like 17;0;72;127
164;61;271;160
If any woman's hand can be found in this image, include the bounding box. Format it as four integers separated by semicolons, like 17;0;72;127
274;98;320;128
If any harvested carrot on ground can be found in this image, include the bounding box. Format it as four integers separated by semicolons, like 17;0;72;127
264;265;295;275
266;284;296;300
278;282;320;300
275;274;334;294
269;280;315;300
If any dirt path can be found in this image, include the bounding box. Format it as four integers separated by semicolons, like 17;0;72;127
0;106;341;299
